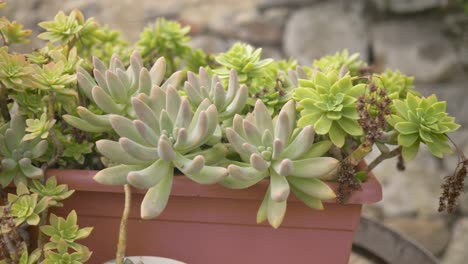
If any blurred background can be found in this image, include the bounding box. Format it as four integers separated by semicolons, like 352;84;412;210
4;0;468;263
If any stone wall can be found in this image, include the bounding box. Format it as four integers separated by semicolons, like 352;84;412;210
4;0;468;262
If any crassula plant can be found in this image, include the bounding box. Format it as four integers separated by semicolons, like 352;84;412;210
0;2;466;263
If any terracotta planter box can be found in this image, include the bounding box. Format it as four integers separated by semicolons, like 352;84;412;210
45;169;382;264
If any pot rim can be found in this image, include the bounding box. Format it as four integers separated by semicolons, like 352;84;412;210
46;169;382;204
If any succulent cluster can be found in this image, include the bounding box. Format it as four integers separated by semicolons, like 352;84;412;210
94;85;228;219
294;69;366;147
0;115;48;187
40;211;92;263
313;49;366;77
38;10;101;50
224;100;338;228
387;94;460;160
184;68;248;121
0;2;31;45
64;51;183;132
214;43;273;94
1;180;90;263
137;18;206;73
373;70;416;100
0;3;466;262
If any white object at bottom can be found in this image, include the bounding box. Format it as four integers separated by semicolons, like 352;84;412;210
104;256;187;264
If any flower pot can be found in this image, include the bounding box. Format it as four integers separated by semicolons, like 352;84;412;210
104;256;186;264
46;169;382;264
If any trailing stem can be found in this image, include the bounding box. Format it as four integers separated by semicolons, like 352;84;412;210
43;93;63;170
366;146;402;172
116;184;131;264
36;208;49;256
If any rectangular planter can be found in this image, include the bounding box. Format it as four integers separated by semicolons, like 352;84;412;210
46;169;382;264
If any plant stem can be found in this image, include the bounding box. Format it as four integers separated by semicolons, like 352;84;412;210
43;93;63;169
366;146;402;172
0;30;9;47
1;233;16;261
345;144;373;167
116;184;131;264
0;83;11;122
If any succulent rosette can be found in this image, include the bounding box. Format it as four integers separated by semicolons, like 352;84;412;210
294;70;366;147
387;93;460;160
93;85;228;219
0;47;33;91
184;67;248;121
213;42;274;94
0;115;48;187
223;100;339;228
4;183;48;226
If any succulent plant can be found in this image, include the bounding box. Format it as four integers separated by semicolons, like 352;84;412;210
251;61;307;114
44;46;83;75
93;85;228;219
184;68;248;121
294;69;366;147
0;47;33;91
387;94;460;160
30;176;74;207
313;49;365;76
30;61;77;96
136;18;192;71
41;210;93;252
64;52;183;133
223;100;339;228
23;113;56;141
38;10;100;47
83;26;130;67
0;18;32;45
42;248;91;264
213;42;273;94
373;69;416;100
60;139;93;165
5;183;48;226
18;247;41;264
0;115;48;187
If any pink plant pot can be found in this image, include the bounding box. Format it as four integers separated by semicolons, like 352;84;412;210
45;169;382;264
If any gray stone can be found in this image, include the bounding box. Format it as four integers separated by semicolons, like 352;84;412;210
189;35;230;54
361;204;384;221
231;8;289;44
183;7;287;45
283;2;368;65
261;46;284;60
366;146;445;217
418;74;468;127
372;17;457;83
443;218;468;264
459;192;468;215
348;252;373;264
384;217;450;255
179;0;260;34
373;0;448;13
257;0;321;11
